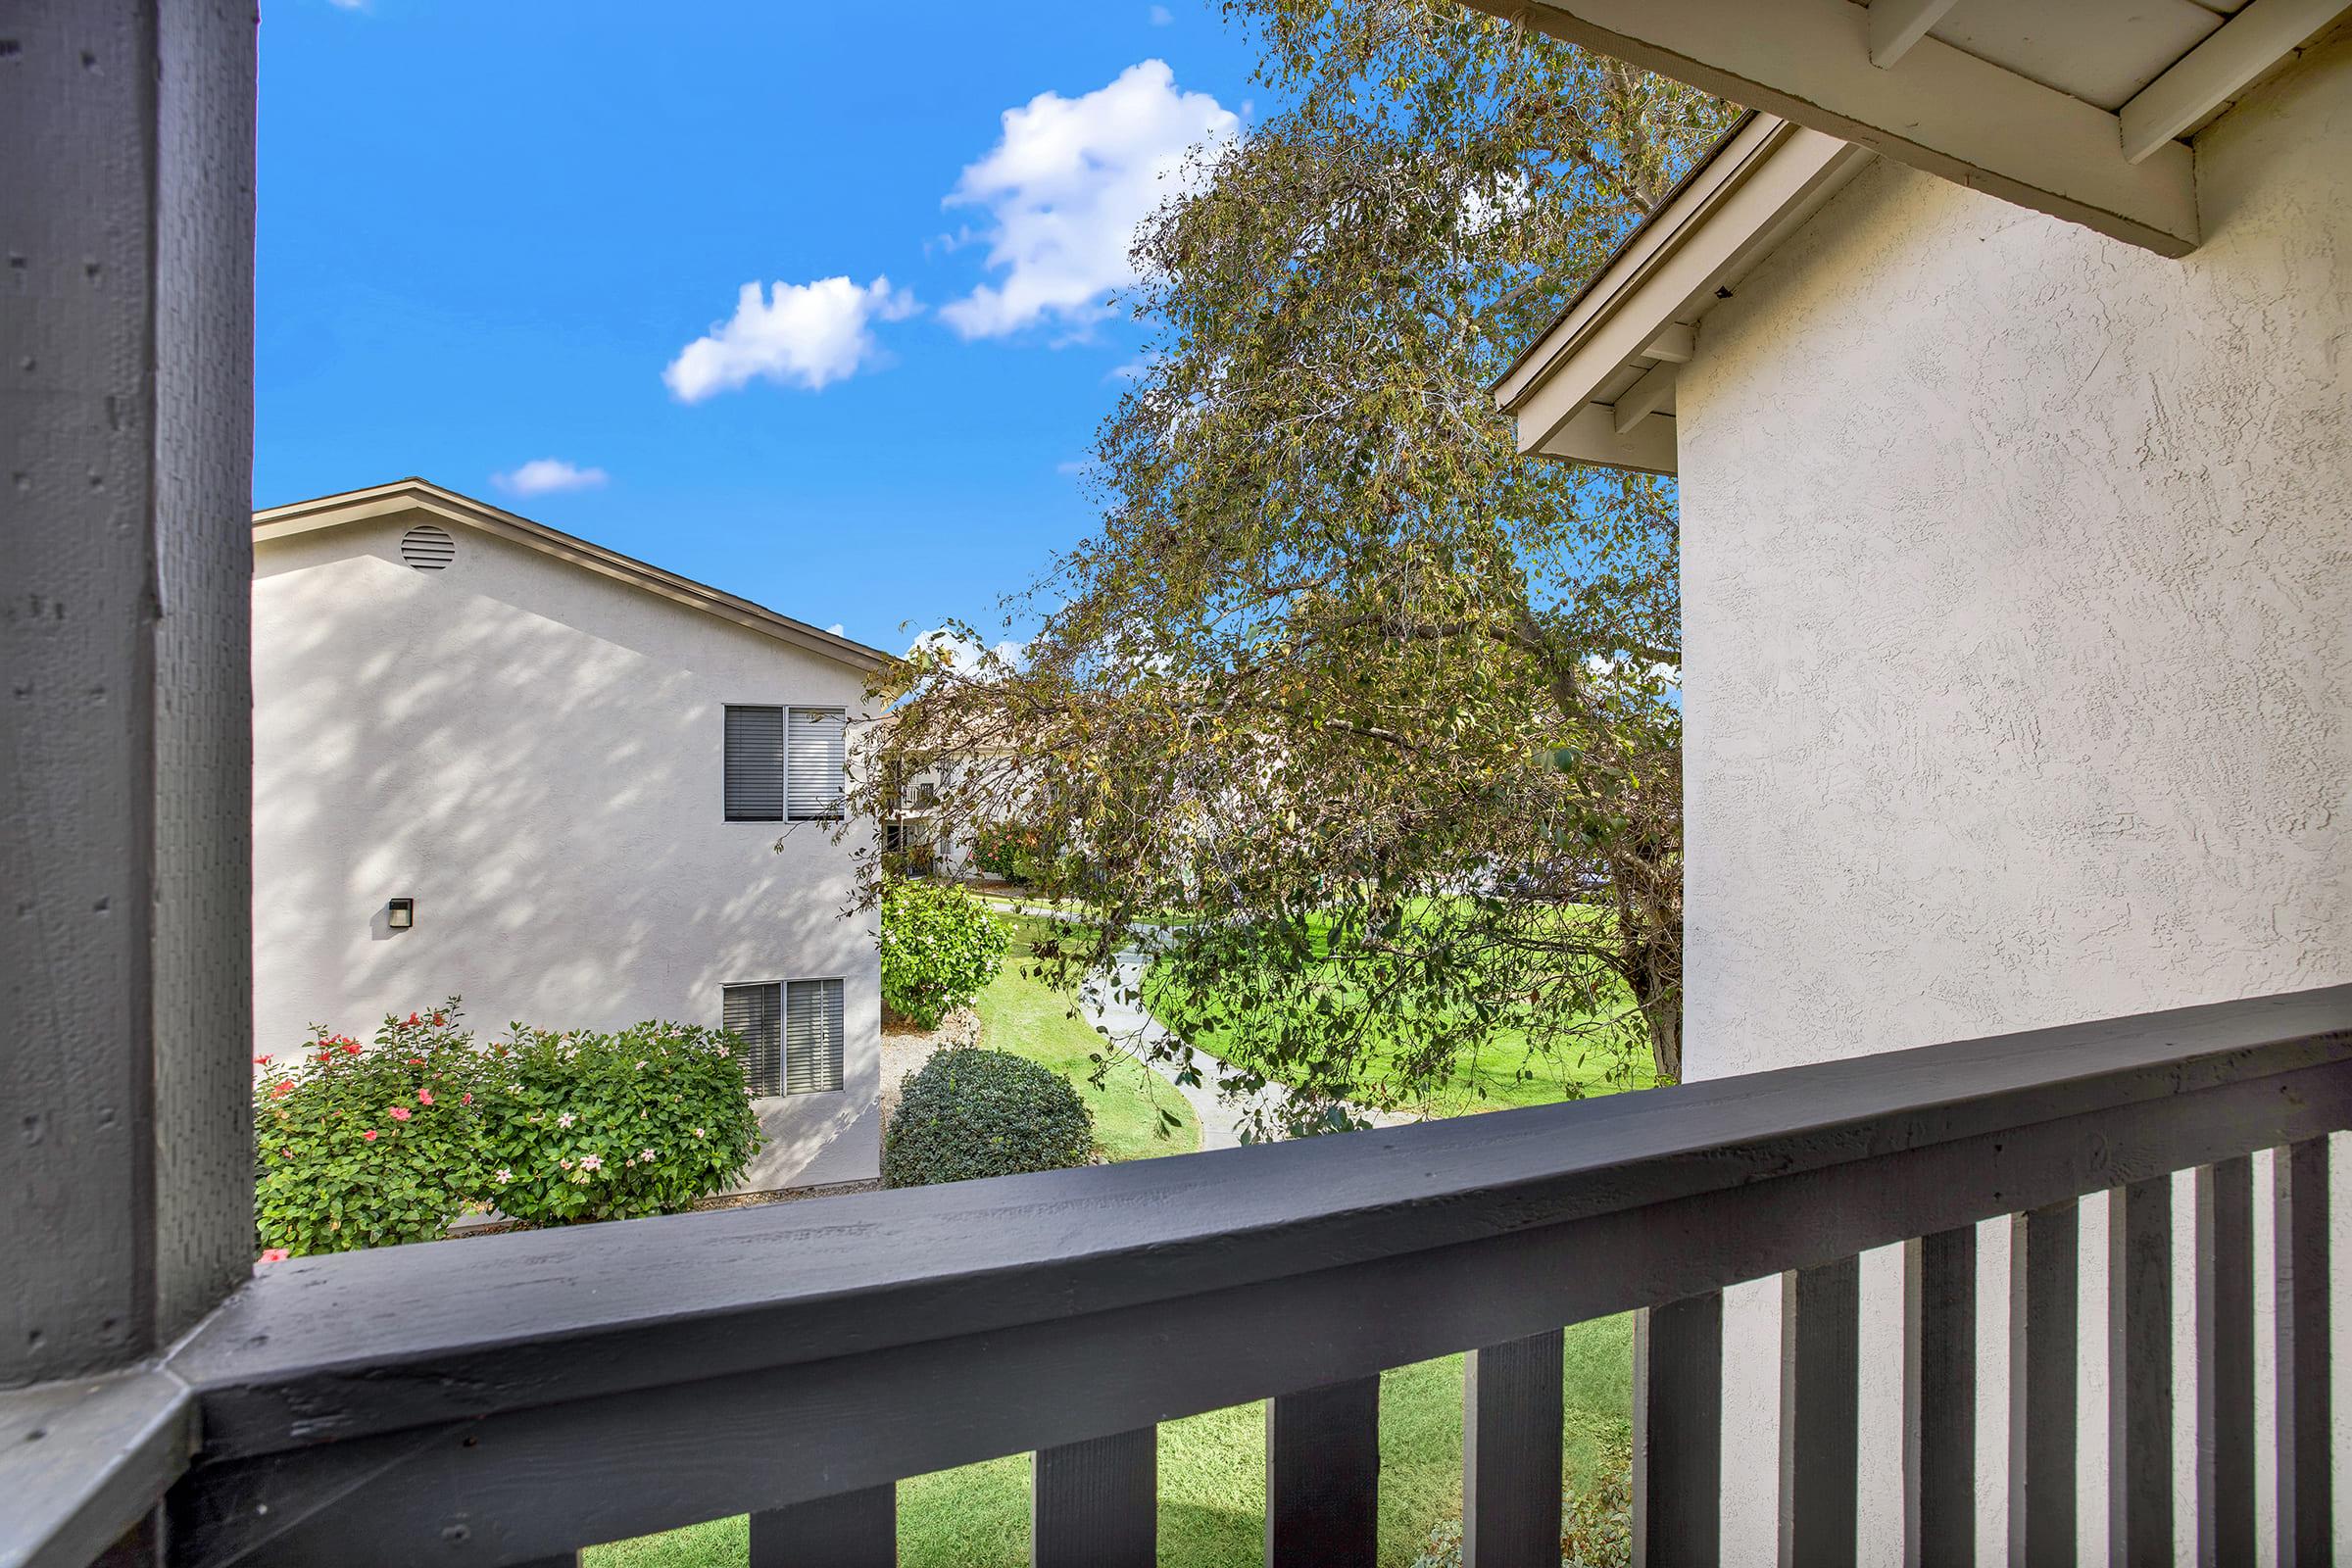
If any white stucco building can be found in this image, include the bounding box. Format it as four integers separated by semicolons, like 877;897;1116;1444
251;479;887;1193
1494;8;2350;1563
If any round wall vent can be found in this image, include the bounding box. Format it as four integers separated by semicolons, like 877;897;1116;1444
399;523;457;570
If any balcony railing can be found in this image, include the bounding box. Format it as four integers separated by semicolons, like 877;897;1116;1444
8;984;2347;1568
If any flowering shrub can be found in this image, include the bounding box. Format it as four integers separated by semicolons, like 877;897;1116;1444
882;1048;1094;1187
253;1003;490;1255
879;878;1009;1029
970;820;1045;884
475;1021;761;1225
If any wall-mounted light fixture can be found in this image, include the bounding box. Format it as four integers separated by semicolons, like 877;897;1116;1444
387;897;415;931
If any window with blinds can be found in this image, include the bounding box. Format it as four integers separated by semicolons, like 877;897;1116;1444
722;978;844;1098
784;978;846;1094
723;706;785;821
721;982;783;1098
787;708;846;820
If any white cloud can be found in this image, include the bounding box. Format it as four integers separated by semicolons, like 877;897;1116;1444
493;458;608;497
910;627;1028;676
663;275;918;402
1149;4;1174;22
939;61;1237;341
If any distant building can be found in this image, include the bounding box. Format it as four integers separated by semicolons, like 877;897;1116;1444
251;479;888;1193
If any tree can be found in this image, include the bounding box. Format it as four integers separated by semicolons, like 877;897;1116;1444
857;0;1732;1123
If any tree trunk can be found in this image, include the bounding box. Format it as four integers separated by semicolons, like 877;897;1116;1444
1638;992;1682;1084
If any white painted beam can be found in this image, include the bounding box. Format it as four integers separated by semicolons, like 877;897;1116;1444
1612;362;1678;434
1867;0;1962;68
1471;0;2201;254
2117;0;2347;162
1642;323;1696;363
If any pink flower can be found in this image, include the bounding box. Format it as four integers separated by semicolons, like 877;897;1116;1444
258;1248;290;1264
416;1089;434;1106
461;1092;472;1105
579;1154;603;1172
388;1105;412;1122
362;1129;378;1142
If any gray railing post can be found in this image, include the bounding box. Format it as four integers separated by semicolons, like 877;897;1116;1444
1266;1377;1380;1565
1033;1430;1154;1568
2009;1202;2080;1568
752;1486;897;1568
2108;1179;2173;1567
2197;1156;2256;1565
2274;1139;2331;1562
1464;1330;1565;1568
1633;1293;1722;1568
1902;1226;1975;1568
1779;1258;1859;1568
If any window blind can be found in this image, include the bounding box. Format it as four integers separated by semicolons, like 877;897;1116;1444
784;978;846;1095
722;982;782;1098
724;706;785;821
787;708;846;820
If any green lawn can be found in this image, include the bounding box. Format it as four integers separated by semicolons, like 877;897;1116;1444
584;1316;1632;1568
973;925;1200;1160
1144;942;1654;1119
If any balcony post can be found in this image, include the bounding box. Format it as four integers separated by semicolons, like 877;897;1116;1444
0;0;256;1393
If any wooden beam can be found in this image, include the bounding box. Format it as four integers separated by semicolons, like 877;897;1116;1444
1867;0;1962;69
1612;363;1678;435
2117;0;2346;162
1642;323;1696;363
1471;0;2200;254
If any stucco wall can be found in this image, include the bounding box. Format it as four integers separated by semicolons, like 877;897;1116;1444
253;512;881;1190
1676;37;2349;1567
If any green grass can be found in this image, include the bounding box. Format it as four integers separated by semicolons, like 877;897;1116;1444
1143;930;1655;1118
973;931;1201;1161
584;1316;1633;1568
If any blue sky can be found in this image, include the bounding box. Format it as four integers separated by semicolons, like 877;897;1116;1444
258;0;1271;653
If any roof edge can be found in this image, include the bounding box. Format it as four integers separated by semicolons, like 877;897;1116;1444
254;479;895;673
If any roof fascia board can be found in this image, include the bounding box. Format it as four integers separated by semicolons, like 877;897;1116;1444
254;482;890;672
1500;119;1868;465
1467;0;2201;256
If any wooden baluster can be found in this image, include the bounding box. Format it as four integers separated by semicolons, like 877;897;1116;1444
1465;1329;1564;1568
1634;1293;1722;1568
2274;1140;2331;1564
2010;1201;2079;1568
2198;1156;2255;1567
2110;1180;2173;1568
751;1484;898;1568
1266;1376;1380;1566
1032;1429;1154;1568
1780;1258;1860;1568
1904;1227;1976;1568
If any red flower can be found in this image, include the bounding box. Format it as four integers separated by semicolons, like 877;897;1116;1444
341;1041;362;1056
406;1012;420;1026
388;1105;412;1122
270;1082;293;1099
252;1054;271;1065
362;1129;378;1142
407;1056;424;1066
416;1089;434;1106
461;1092;472;1105
258;1248;290;1264
432;1012;447;1026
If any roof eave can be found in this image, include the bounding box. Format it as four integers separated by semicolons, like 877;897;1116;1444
253;479;897;673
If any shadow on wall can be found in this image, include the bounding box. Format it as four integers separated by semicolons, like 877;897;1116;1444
253;523;878;1187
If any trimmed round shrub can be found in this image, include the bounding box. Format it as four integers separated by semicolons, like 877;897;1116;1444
477;1020;763;1226
883;1048;1095;1187
879;878;1008;1029
254;1002;490;1255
